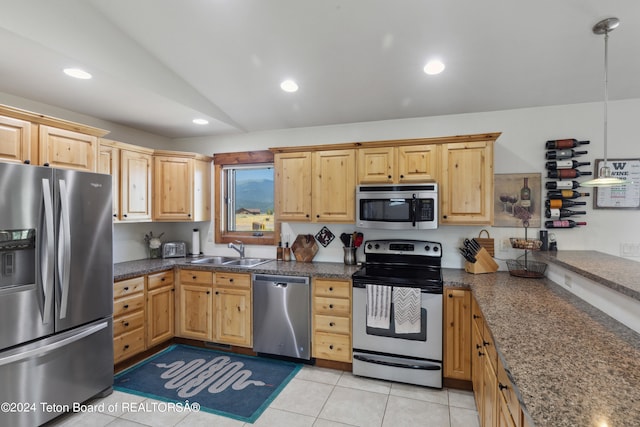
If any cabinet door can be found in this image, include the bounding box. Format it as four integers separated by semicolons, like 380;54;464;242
274;152;312;221
397;144;438;183
178;283;212;340
215;288;251;347
312;149;356;222
147;285;175;347
39;125;97;172
0;115;31;164
472;321;485;419
98;143;120;220
482;355;498;427
153;155;193;221
444;289;472;381
357;147;394;184
121;149;152;221
193;158;211;221
440;141;494;224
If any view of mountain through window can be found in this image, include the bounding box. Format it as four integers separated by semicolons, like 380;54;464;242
227;166;274;232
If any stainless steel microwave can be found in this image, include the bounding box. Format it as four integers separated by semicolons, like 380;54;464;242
356;183;438;230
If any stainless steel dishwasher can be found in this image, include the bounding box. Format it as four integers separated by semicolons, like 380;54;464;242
252;274;311;360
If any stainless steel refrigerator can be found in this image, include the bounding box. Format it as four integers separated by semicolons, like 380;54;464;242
0;162;114;427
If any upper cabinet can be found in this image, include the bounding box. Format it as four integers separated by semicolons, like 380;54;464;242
0;115;32;164
98;140;121;220
440;140;494;225
120;146;154;222
0;104;109;170
153;150;211;222
357;144;437;184
274;149;355;223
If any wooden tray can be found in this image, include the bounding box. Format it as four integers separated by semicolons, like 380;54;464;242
291;234;319;262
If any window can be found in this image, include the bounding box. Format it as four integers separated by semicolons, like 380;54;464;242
213;151;278;245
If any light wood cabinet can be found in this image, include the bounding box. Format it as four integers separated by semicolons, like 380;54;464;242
39;125;98;172
0;115;32;164
113;276;146;364
153;151;212;222
312;278;352;362
274;151;312;221
146;271;175;348
357;145;437;184
177;269;252;347
98;140;121;220
121;147;153;222
275;149;355;223
444;288;472;381
440;141;494;225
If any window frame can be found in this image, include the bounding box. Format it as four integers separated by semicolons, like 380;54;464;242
213;150;278;246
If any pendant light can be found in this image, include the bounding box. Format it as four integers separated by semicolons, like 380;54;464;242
582;17;628;188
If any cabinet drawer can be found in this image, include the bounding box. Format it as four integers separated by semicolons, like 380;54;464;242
497;359;522;427
180;269;214;285
314;296;350;316
314;278;350;298
472;298;483;332
113;310;145;336
113;327;145;364
113;293;144;317
114;276;145;298
216;272;250;288
483;322;498;371
148;270;174;290
313;332;351;362
314;314;350;334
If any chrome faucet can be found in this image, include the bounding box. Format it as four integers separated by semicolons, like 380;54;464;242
228;240;245;258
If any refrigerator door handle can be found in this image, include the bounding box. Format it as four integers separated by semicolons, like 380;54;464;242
57;179;72;319
0;321;108;367
41;178;55;324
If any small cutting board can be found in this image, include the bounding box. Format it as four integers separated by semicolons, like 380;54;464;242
291;234;319;262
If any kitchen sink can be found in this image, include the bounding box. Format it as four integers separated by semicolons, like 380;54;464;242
189;256;272;268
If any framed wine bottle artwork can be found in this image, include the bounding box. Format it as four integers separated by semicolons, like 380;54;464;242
494;173;542;227
593;158;640;209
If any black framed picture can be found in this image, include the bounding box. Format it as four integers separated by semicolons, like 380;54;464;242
494;173;542;227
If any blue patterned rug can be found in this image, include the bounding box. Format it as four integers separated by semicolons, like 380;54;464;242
114;344;301;423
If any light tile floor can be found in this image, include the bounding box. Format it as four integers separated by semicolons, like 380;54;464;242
47;366;479;427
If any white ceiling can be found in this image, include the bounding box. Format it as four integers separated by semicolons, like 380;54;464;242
0;0;639;139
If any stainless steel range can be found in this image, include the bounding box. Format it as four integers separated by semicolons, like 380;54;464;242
351;239;443;389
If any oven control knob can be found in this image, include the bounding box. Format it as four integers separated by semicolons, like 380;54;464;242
367;243;373;250
424;245;430;251
374;243;380;249
433;246;439;252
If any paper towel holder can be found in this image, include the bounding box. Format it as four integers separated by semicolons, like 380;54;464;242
189;228;204;258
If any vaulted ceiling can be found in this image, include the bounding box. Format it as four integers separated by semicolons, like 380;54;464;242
1;1;639;138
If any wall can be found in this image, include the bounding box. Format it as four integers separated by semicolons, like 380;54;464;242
176;98;640;268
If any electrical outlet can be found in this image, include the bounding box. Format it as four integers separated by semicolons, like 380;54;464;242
499;238;511;252
621;243;640;257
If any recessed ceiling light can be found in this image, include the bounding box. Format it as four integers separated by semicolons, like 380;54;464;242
423;60;445;75
280;79;299;93
63;68;92;79
192;118;209;125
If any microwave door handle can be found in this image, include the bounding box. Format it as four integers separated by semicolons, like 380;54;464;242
411;194;417;227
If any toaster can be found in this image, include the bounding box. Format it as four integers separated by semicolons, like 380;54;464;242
162;241;187;258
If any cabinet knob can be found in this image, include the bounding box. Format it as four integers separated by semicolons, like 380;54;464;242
443;215;447;219
306;214;310;218
329;322;335;327
161;277;165;281
192;276;197;279
188;213;192;217
229;278;234;282
329;304;334;309
329;345;334;350
478;351;484;357
329;287;333;291
44;163;50;167
483;340;490;347
124;286;129;291
113;214;117;218
123;304;129;309
124;344;130;350
499;383;508;391
123;322;129;327
473;314;480;319
123;214;128;218
388;175;392;179
23;159;31;165
316;214;320;218
215;291;219;295
476;344;482;350
448;293;453;298
206;291;210;295
400;174;404;178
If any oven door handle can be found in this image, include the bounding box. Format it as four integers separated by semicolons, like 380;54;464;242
353;354;441;371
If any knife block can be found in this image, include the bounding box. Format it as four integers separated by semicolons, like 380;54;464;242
464;247;499;274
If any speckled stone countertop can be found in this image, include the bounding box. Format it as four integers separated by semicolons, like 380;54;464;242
534;250;640;301
445;269;640;427
113;258;361;281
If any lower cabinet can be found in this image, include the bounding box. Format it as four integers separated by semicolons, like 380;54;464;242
176;269;252;348
311;278;352;363
444;288;472;381
146;271;175;347
472;295;525;427
113;276;146;364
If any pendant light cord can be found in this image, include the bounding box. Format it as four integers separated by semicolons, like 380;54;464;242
603;30;609;167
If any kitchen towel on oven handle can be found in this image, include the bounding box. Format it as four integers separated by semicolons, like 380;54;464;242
366;284;391;329
393;287;421;334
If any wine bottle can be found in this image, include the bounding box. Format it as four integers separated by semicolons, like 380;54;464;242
547;169;593;179
545;199;587;209
545;149;588;160
545;208;587;219
547;190;590;199
545;160;591;170
545;139;590;149
545;220;587;228
520;177;531;212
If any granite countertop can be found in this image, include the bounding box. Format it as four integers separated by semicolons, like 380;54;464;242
113;257;361;281
534;250;640;301
445;269;640;427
